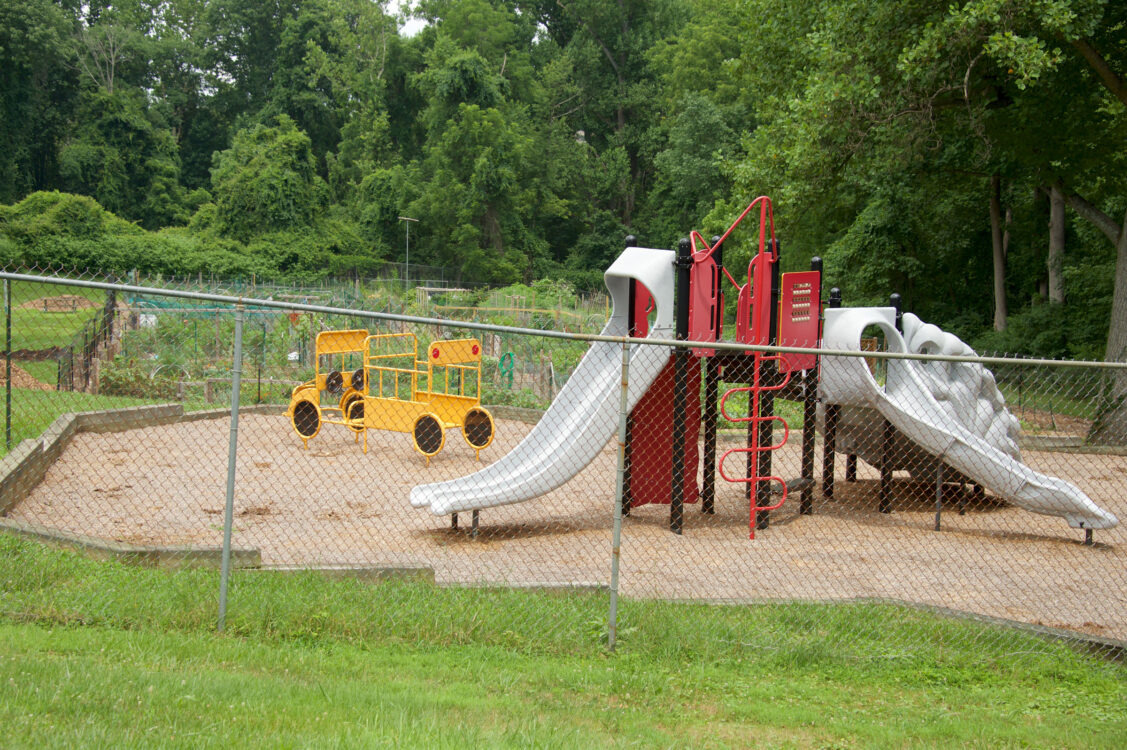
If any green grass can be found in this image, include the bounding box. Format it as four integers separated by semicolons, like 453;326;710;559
12;358;58;386
6;282;106;351
0;535;1124;748
998;383;1098;422
0;388;165;455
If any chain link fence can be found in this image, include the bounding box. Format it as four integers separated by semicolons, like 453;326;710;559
0;269;1123;658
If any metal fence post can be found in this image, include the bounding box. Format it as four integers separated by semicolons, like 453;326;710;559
607;339;631;652
5;278;10;450
218;305;245;633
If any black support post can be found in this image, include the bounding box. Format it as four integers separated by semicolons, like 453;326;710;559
822;405;838;500
845;454;857;482
669;237;692;534
701;357;720;515
934;463;944;531
755;364;775;530
799;256;822;516
822;288;842;501
800;368;816;515
878;419;894;514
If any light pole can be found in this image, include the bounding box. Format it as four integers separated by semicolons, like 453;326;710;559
398;216;418;295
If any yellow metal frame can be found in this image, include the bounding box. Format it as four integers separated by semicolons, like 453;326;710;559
286;329;494;461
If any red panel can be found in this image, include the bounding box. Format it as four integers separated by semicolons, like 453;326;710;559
778;271;821;372
689;253;721;356
627;357;700;507
631;281;653;338
735;249;777;351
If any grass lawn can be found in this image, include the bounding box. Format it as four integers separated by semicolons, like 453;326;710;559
6;281;105;351
13;358;58;386
0;535;1124;748
0;388;167;456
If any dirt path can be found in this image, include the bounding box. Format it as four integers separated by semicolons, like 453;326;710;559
1;364;53;390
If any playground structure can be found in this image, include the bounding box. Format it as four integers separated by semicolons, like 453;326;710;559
412;196;1118;541
287;330;494;463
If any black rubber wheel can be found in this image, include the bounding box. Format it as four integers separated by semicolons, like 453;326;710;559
350;367;365;392
325;370;344;394
344;394;365;430
292;400;320;438
463;407;494;450
413;413;444;457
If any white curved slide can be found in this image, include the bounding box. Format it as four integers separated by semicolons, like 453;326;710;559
820;307;1118;530
410;247;676;516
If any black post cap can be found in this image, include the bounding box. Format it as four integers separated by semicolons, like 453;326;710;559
890;293;903;332
829;287;842;308
810;256;823;273
624;235;637;248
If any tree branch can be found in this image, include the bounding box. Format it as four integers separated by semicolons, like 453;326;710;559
1071;38;1127;109
1066;192;1122;245
558;2;621;80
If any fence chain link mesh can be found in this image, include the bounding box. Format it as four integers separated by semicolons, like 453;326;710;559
0;267;1123;658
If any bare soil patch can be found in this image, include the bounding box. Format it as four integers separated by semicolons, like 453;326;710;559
1;364;53;391
10;413;1127;640
19;295;98;312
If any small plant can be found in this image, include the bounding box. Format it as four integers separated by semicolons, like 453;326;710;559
100;358;182;398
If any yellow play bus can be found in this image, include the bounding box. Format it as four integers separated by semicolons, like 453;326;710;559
286;330;494;462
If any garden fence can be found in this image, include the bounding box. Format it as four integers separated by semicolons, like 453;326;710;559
0;270;1124;659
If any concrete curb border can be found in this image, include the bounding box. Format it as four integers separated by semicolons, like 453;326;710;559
0;516;261;569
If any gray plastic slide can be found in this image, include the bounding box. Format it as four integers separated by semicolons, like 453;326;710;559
820;307;1118;530
410;246;676;516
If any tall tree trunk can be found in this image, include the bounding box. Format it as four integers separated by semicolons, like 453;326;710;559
1065;198;1127;444
1048;180;1066;303
1104;211;1127;363
989;174;1008;331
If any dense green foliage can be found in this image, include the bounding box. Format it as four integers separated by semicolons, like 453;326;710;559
0;0;1124;359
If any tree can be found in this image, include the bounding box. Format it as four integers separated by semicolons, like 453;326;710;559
208;115;328;242
551;0;684;225
408;103;546;283
899;0;1127;439
59;88;188;229
0;0;78;201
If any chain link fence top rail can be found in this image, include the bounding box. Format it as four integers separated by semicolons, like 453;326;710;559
0;268;1124;657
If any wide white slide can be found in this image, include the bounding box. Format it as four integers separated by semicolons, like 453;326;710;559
410;246;676;516
820;307;1118;530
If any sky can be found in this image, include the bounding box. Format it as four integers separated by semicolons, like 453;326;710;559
399;1;427;37
401;16;427;36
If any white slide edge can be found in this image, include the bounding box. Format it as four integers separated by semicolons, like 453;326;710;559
820;307;1118;530
409;246;676;516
